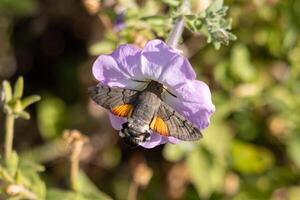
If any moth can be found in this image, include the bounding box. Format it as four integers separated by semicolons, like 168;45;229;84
88;81;202;147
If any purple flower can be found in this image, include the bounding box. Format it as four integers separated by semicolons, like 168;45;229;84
92;39;215;148
114;11;126;32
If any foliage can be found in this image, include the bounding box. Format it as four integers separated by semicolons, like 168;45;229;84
2;77;40;120
184;0;236;49
46;172;112;200
89;0;235;56
0;0;37;16
1;78;112;199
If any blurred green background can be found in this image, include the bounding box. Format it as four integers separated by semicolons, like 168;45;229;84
1;0;300;199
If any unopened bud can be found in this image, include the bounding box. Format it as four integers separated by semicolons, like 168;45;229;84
5;184;36;199
6;184;23;196
133;163;153;187
82;0;101;15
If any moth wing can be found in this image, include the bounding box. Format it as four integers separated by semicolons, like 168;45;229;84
88;84;139;117
155;101;202;141
150;116;169;136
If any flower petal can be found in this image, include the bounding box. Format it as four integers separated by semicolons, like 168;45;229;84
92;44;143;89
163;80;215;130
167;136;180;144
140;133;168;148
108;113;125;130
140;40;196;88
140;133;180;148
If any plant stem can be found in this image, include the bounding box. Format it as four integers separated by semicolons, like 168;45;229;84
127;182;138;200
70;140;83;191
5;114;15;163
166;0;190;48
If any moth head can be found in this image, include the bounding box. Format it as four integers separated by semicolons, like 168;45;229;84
147;81;163;94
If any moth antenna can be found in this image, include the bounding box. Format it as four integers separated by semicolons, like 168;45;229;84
132;79;150;83
163;86;177;98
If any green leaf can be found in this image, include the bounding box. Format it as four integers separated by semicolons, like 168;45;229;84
46;189;78;200
162;0;181;7
214;42;221;50
230;44;256;82
13;77;24;100
183;0;236;49
2;80;12;103
15;170;25;185
89;40;115;56
185;119;232;199
141;15;168;27
186;147;224;199
287;133;300;169
21;95;41;109
201;120;232;158
0;0;37;16
20;159;45;173
48;175;110;200
3;104;13;114
13;100;23;114
287;186;300;200
37;97;67;140
17;111;30;120
231;140;275;175
184;15;200;32
18;158;46;199
206;0;224;13
228;32;237;41
163;143;185;162
77;171;113;200
101;147;121;169
0;165;14;182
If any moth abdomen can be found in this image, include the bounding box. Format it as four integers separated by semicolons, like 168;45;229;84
120;121;150;146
